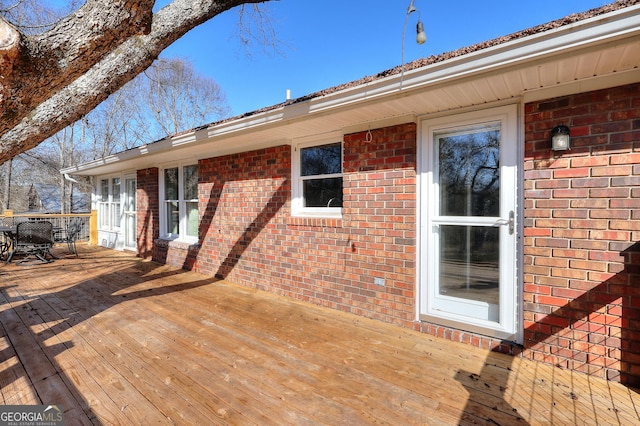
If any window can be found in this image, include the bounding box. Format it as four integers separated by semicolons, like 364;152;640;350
183;164;199;237
99;179;109;228
161;164;198;240
292;141;343;217
98;177;122;230
164;168;179;235
111;178;121;228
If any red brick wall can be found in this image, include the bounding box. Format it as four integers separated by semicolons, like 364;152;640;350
342;124;417;326
193;146;291;284
523;83;640;386
136;167;159;258
158;124;417;327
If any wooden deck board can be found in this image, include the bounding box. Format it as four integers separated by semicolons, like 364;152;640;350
1;244;639;425
24;273;247;424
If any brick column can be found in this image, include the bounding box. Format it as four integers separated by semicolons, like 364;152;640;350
136;167;159;259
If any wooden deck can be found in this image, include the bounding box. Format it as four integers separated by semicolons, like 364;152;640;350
1;245;639;425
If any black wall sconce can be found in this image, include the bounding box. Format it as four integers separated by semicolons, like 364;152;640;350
551;124;570;151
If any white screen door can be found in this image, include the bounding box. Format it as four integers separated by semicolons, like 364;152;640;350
420;105;519;341
124;177;137;250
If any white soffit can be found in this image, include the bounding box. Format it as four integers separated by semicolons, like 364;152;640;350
63;6;640;176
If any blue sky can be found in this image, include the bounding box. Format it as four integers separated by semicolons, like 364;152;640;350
156;0;609;117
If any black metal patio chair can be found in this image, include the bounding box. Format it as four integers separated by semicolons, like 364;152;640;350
64;217;82;257
6;221;55;265
0;217;15;261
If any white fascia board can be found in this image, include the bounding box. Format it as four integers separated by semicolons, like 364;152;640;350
205;110;288;139
60;139;172;175
61;127;210;174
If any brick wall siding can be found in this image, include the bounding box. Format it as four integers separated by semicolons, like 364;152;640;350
523;83;640;386
154;124;418;328
136;167;159;259
193;146;291;286
341;124;417;326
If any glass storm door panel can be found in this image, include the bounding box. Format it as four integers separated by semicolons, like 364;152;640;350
124;177;137;249
420;106;518;340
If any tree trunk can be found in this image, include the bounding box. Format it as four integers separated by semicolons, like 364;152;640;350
0;0;268;165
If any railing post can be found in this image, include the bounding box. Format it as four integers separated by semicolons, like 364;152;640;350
90;209;98;245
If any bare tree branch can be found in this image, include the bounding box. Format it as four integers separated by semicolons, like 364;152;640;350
0;0;271;165
235;3;284;56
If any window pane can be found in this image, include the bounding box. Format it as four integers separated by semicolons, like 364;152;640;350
126;213;136;247
439;225;499;305
112;202;121;227
99;203;108;227
186;201;198;237
183;165;198;200
112;178;121;202
166;201;179;234
438;129;500;217
301;143;342;176
100;179;109;202
303;177;343;207
126;179;136;211
164;168;179;200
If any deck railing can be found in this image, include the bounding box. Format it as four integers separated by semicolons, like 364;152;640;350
0;210;98;245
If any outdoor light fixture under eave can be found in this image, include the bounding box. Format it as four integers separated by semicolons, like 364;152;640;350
401;1;426;86
416;20;426;44
551;124;571;151
406;1;427;45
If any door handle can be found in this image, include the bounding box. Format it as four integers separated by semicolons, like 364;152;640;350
494;211;515;235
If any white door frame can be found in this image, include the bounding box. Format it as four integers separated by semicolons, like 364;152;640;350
123;175;137;251
418;104;521;342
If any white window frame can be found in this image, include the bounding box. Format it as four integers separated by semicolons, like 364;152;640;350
111;177;121;230
98;178;109;229
159;163;199;242
291;137;344;218
97;176;123;231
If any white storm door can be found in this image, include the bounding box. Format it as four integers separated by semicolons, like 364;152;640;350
123;177;137;250
420;105;519;340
